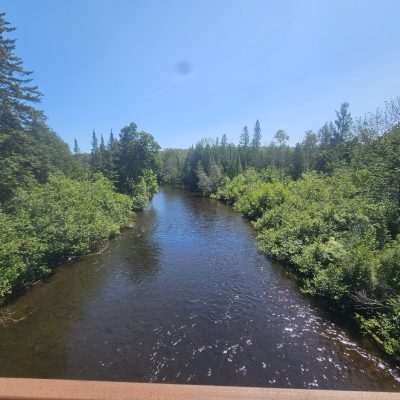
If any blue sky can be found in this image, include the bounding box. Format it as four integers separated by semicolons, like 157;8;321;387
2;0;400;150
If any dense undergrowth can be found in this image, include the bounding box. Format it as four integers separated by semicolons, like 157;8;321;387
0;175;133;300
213;157;400;359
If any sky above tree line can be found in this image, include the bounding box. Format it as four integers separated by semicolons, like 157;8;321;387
3;0;400;151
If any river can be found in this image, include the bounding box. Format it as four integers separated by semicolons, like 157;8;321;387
0;188;399;390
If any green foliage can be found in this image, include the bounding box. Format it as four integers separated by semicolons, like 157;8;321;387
0;12;41;131
0;14;83;204
252;120;262;149
357;305;400;356
0;124;82;203
159;148;188;186
115;123;160;195
0;175;132;300
357;239;400;355
88;122;161;205
0;212;31;299
213;154;400;358
352;125;400;235
131;169;159;210
196;160;223;196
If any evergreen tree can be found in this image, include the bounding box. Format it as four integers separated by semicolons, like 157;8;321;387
221;134;228;147
91;129;98;152
73;138;80;154
102;130;118;183
0;13;77;203
0;12;42;131
90;129;100;171
108;129;115;148
252;120;262;148
100;134;105;152
240;126;250;147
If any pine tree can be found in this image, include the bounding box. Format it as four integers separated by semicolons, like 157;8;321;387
0;13;76;203
91;129;98;152
108;129;115;149
100;134;105;152
90;129;100;171
0;12;42;131
252;120;262;148
73;138;80;154
221;134;228;147
240;126;250;147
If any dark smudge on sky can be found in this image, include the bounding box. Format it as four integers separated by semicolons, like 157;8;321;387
175;61;193;76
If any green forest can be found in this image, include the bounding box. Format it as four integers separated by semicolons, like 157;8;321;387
1;10;400;364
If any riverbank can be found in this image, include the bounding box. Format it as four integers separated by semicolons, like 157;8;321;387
0;175;133;304
211;168;400;365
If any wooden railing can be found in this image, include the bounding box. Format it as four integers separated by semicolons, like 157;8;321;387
0;378;399;400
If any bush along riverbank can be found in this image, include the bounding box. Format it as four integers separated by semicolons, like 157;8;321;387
211;148;400;361
0;175;134;302
0;167;159;304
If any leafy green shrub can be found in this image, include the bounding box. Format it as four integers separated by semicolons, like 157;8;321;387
234;181;287;220
357;239;400;356
131;169;159;210
214;168;279;205
0;175;132;300
214;167;400;358
357;299;400;356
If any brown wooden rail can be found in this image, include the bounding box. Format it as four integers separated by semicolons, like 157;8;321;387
0;379;399;400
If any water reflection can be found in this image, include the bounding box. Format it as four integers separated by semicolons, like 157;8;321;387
124;208;162;284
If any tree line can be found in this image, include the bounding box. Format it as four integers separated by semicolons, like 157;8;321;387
160;99;400;194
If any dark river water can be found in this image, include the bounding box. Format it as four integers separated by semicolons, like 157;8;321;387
0;188;399;390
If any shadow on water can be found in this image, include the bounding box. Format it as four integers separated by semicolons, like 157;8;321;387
0;188;399;390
